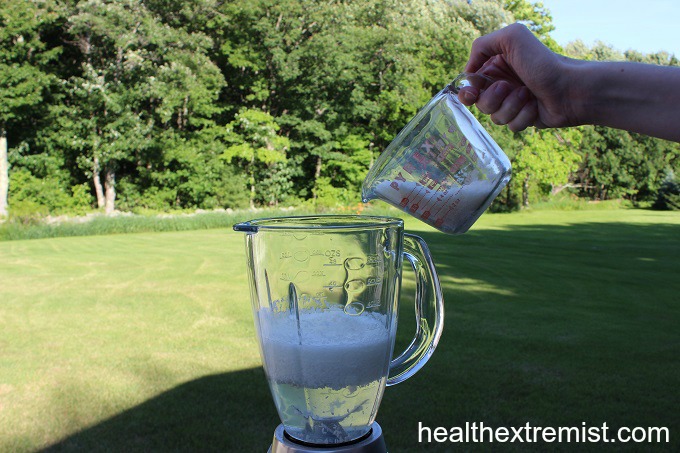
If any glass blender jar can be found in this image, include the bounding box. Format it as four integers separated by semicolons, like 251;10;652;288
234;215;444;451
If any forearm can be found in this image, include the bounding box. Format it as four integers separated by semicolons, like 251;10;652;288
570;61;680;141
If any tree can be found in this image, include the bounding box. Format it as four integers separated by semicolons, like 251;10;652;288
653;171;680;210
591;40;625;61
511;128;582;207
564;39;592;59
453;0;513;36
52;0;225;214
575;126;679;202
6;0;676;215
55;0;157;213
503;0;560;51
504;0;554;34
222;108;290;208
215;0;478;206
0;0;59;217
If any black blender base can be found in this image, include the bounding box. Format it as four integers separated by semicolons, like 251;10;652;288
268;422;387;453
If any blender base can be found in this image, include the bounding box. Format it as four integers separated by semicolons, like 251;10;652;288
268;422;387;453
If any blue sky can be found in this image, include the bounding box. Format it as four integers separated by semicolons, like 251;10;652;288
538;0;680;57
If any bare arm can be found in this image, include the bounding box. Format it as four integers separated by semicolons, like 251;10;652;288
459;23;680;142
572;60;680;141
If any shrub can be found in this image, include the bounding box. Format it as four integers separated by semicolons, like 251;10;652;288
653;172;680;211
8;169;93;216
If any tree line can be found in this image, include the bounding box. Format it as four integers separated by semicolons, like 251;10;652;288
1;0;679;219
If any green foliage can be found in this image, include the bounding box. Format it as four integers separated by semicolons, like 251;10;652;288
653;171;680;210
116;130;250;211
0;208;309;241
503;0;561;51
39;0;228;213
454;0;513;36
510;128;582;206
223;108;290;206
312;176;359;209
223;109;289;165
258;160;298;207
575;126;679;202
8;168;92;215
504;0;555;35
0;0;59;123
2;0;678;215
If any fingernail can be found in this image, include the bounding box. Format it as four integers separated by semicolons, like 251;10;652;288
463;90;477;103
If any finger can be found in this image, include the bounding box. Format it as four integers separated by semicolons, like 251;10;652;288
507;99;539;133
465;23;536;74
478;55;524;87
490;86;531;126
457;86;479;106
465;30;507;73
474;81;512;115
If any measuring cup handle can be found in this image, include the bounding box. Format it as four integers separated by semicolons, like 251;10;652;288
386;233;444;386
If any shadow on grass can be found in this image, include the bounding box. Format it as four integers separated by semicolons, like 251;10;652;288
43;368;278;452
44;221;680;452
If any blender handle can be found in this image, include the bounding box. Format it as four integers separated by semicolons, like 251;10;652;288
386;233;444;386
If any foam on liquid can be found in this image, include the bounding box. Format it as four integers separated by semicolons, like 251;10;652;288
258;307;393;390
258;308;394;444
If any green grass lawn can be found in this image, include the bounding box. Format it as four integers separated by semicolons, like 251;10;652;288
1;209;678;452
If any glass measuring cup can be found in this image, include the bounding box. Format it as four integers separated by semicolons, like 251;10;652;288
233;215;443;446
362;73;511;234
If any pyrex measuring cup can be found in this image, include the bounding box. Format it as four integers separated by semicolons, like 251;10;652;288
233;215;443;446
362;73;511;234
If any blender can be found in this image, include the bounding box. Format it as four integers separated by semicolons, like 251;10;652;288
234;216;444;452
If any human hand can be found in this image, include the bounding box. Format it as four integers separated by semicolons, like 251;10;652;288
458;23;577;132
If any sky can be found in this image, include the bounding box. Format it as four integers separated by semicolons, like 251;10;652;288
538;0;680;57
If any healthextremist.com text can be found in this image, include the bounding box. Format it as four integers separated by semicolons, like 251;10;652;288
418;422;670;444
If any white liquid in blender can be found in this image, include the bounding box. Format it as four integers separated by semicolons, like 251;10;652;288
258;308;393;445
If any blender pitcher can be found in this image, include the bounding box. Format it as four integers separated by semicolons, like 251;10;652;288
362;73;512;234
234;215;443;447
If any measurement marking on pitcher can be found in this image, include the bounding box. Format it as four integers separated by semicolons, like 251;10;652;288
420;191;440;219
422;186;444;211
344;257;365;270
413;183;431;204
402;186;423;211
366;276;382;287
366;300;381;309
344;301;365;315
344;279;366;293
399;184;420;208
324;281;343;292
279;271;310;283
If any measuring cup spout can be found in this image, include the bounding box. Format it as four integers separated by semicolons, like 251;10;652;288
233;221;258;233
